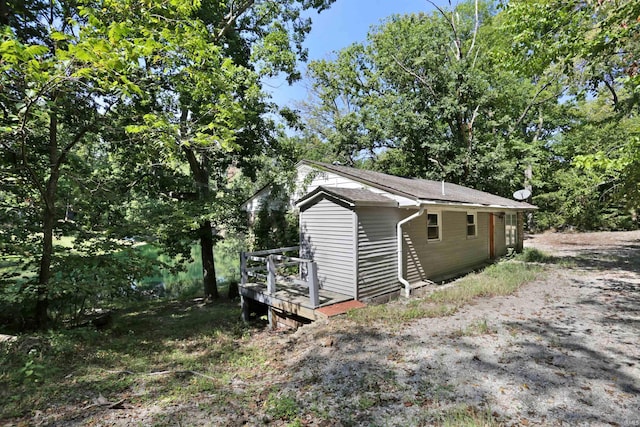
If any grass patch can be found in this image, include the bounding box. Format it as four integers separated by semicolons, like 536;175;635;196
429;261;543;305
433;404;502;426
349;260;545;326
348;300;456;324
517;247;555;263
0;298;266;422
264;391;300;421
450;318;496;337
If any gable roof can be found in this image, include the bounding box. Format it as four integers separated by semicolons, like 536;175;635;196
297;186;398;208
299;160;536;210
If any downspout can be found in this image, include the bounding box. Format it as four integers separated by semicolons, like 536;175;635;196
397;207;425;298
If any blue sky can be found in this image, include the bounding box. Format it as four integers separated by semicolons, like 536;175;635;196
266;0;439;108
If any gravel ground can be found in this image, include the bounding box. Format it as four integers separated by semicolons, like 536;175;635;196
271;231;640;426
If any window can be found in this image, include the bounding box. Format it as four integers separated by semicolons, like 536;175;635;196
427;212;441;241
466;212;477;238
506;213;517;247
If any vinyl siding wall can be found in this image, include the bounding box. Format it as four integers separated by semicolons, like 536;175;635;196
300;198;356;297
403;210;491;282
356;207;402;299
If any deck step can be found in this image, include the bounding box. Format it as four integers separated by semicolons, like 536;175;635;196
316;300;366;318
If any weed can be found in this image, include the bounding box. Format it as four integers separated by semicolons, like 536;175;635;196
357;394;376;410
265;391;300;421
518;247;554;263
0;298;263;422
18;356;45;384
452;318;496;337
434;404;502;426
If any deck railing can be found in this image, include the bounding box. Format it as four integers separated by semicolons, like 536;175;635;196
240;246;320;308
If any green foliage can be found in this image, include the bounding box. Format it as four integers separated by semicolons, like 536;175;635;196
294;0;639;231
531;97;640;230
501;0;640;108
17;351;46;385
499;0;640;229
0;0;336;327
301;0;562;199
252;204;299;251
131;236;245;300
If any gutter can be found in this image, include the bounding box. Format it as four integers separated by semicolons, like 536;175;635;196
397;207;425;298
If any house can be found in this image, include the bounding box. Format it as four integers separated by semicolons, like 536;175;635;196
240;160;535;325
241;183;288;224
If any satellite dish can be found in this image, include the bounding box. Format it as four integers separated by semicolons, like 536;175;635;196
513;189;531;201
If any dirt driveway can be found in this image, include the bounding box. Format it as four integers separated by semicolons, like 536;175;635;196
267;231;640;426
58;231;640;426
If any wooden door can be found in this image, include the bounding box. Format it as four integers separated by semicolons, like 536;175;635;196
489;213;495;259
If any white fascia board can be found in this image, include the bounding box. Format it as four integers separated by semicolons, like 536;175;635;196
295;191;356;209
241;185;272;212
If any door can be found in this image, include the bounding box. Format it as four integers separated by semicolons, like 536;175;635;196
489;213;495;259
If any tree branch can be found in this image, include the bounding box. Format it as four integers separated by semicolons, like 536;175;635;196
467;0;479;60
215;0;256;42
508;81;555;137
602;75;618;109
391;54;436;97
427;0;460;60
18;129;46;200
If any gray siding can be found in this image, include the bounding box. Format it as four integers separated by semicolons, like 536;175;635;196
403;210;491;282
356;207;402;299
300;198;356;297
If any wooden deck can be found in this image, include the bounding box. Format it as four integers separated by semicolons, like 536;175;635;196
239;281;352;321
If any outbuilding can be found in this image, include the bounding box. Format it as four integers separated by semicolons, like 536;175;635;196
239;160;535;324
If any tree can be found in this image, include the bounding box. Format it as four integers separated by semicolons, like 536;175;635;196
95;0;335;299
1;0;336;327
502;0;640;219
301;0;562;198
0;0;141;327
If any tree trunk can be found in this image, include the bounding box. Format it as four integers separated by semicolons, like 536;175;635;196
199;220;219;300
35;104;61;328
35;204;54;328
182;141;218;300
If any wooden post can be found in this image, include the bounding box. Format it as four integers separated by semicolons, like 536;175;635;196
266;254;276;295
516;212;525;253
240;252;247;285
308;261;319;308
240;296;250;322
268;307;277;330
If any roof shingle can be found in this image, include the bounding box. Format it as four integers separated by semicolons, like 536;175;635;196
301;160;536;210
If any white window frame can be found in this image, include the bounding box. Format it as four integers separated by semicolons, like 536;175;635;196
427;211;442;242
466;212;477;238
505;213;517;247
